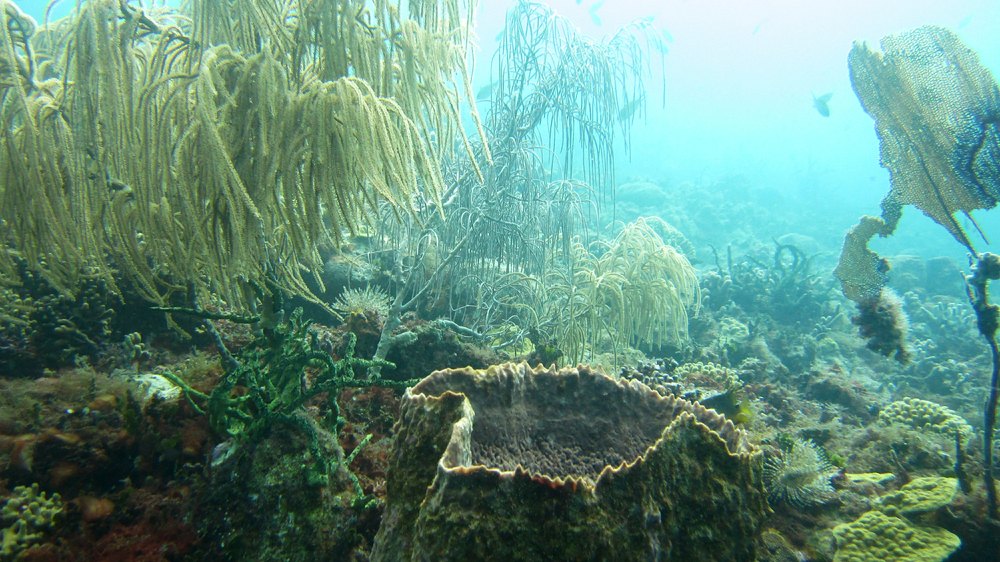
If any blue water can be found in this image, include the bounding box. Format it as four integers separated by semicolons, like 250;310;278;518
469;0;1000;265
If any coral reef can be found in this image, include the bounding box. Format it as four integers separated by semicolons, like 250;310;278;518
619;359;745;400
193;413;379;560
0;264;116;375
851;288;910;363
372;362;766;561
758;528;806;562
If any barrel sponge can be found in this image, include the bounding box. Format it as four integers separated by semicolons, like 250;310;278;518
371;362;767;562
831;510;960;562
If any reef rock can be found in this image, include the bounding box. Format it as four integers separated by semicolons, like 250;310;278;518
371;362;767;561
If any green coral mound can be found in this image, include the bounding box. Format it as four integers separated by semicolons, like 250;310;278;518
877;476;958;515
1;483;62;559
832;476;961;561
831;510;960;562
879;397;973;439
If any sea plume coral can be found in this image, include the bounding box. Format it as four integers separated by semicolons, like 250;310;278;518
764;438;838;508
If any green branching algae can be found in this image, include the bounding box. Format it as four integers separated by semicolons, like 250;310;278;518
162;307;412;493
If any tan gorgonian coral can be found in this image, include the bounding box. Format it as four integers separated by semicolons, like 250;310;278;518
542;217;699;366
0;0;484;315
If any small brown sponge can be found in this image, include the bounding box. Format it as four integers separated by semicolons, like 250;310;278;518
371;362;767;561
831;510;960;562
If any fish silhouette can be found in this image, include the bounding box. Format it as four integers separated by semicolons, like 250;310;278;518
813;92;833;117
477;81;495;100
618;97;643;121
589;0;604;26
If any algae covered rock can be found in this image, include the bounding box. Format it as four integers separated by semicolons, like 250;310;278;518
372;362;767;561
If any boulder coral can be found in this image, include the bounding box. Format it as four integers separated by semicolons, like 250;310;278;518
371;362;767;561
831;476;961;562
879;397;973;440
831;510;959;562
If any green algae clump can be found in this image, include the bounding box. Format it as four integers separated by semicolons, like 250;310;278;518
831;510;960;562
371;362;767;561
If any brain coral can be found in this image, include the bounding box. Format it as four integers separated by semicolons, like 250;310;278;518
876;476;958;515
371;362;767;561
879;397;973;439
831;509;960;562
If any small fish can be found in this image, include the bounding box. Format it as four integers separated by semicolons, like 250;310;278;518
477;81;496;100
589;0;604;26
812;92;833;117
958;15;973;29
618;98;643;121
700;389;754;425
